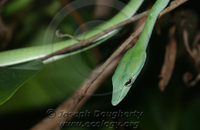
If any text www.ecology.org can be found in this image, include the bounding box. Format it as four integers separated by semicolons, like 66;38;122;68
58;120;140;129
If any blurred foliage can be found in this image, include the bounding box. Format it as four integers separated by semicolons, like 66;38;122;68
0;60;44;105
0;0;200;130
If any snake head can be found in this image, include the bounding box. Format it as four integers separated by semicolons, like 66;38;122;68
111;49;146;106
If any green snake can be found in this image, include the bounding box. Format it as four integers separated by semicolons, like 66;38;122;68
0;0;170;106
111;0;170;106
0;0;143;66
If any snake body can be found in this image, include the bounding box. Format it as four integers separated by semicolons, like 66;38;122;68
0;0;170;106
112;0;170;106
0;0;143;67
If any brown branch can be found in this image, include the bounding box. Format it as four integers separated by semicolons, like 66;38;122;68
31;11;145;130
30;56;122;130
53;22;145;130
158;0;188;18
40;0;187;62
32;0;188;129
69;15;146;122
39;10;150;61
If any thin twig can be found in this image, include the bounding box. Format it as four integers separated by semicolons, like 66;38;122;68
56;30;82;41
158;0;188;18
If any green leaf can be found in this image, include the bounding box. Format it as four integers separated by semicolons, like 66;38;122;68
0;60;44;105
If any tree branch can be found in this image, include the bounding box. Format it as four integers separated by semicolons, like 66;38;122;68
39;10;150;61
31;0;188;129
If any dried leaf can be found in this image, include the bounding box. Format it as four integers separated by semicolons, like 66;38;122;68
158;25;177;91
183;30;200;86
183;72;200;86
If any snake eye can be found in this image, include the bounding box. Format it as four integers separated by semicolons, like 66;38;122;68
125;78;132;87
